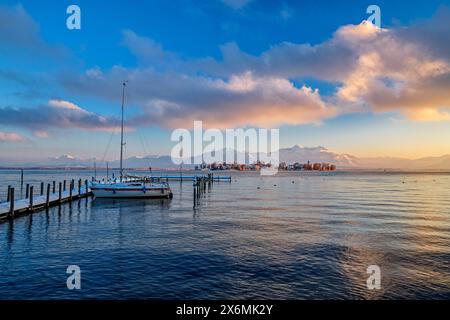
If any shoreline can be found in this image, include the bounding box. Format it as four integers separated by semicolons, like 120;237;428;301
1;167;450;174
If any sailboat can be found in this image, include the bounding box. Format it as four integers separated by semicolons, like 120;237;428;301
91;82;173;199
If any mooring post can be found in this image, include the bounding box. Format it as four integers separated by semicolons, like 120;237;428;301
193;179;197;206
7;185;11;202
52;181;56;194
9;187;15;218
46;184;50;208
85;180;88;195
63;180;66;192
29;186;34;211
20;169;24;186
58;182;62;204
40;182;44;196
69;181;73;201
26;184;30;199
78;179;81;196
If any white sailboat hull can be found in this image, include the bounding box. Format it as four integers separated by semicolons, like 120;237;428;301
91;183;172;199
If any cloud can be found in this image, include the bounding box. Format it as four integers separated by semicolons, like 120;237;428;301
332;19;450;120
0;131;24;142
3;3;450;134
0;4;69;62
192;12;450;122
0;4;42;50
221;0;253;10
121;30;178;68
138;72;336;128
63;10;450;129
63;64;337;129
0;100;120;134
280;3;293;21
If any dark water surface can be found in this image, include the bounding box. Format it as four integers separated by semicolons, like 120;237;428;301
0;169;449;299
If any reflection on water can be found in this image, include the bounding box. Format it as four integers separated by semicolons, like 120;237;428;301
0;170;449;299
91;198;172;210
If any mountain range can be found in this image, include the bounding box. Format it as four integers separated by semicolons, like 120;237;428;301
1;145;450;170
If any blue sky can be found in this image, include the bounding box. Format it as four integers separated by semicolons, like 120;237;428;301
1;0;450;161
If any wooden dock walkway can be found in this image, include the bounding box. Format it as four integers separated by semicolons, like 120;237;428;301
0;180;91;220
145;174;232;182
0;172;232;220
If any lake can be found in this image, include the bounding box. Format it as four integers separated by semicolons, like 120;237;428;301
0;169;449;299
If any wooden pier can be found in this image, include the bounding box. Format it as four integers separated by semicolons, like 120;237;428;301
0;179;91;221
0;172;232;220
145;174;232;183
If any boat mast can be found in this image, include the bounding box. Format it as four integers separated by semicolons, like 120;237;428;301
120;81;127;181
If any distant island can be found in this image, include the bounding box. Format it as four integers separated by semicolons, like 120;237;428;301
201;160;336;172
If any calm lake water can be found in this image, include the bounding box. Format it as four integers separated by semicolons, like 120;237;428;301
0;169;449;299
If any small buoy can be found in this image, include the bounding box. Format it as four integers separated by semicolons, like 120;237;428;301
292;181;295;184
257;187;260;189
273;184;277;187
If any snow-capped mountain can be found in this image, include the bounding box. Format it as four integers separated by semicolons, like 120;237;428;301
279;145;359;167
2;146;450;170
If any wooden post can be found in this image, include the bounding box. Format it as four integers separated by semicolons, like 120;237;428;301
69;181;73;201
7;185;11;202
78;179;81;196
40;182;44;196
46;184;50;208
63;180;66;192
26;184;30;199
20;169;24;186
9;187;15;218
29;186;34;211
52;181;56;193
85;180;88;196
193;179;197;207
58;182;62;204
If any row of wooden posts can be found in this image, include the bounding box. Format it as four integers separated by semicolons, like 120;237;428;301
193;173;215;207
5;179;90;218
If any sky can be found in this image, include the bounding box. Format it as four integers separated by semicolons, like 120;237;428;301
1;0;450;162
